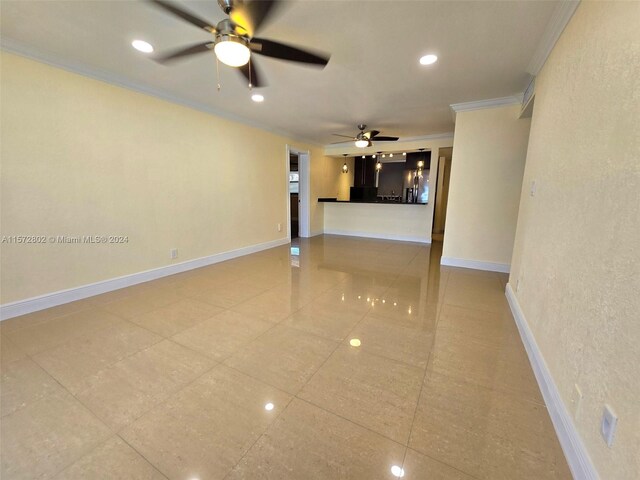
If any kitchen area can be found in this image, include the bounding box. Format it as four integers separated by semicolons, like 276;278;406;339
320;143;453;244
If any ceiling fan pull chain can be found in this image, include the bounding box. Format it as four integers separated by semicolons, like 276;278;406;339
248;60;253;90
215;56;222;92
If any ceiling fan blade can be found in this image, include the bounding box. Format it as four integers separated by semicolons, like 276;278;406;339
231;0;281;37
372;136;399;142
332;134;356;139
150;0;216;32
362;130;380;140
364;130;380;139
237;59;265;88
330;140;354;145
154;42;214;64
250;38;330;66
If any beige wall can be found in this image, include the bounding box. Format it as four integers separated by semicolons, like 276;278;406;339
433;146;453;235
334;157;354;201
0;52;331;304
509;3;640;478
442;104;531;268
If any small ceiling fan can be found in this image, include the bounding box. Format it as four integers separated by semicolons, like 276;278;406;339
149;0;331;88
332;124;399;148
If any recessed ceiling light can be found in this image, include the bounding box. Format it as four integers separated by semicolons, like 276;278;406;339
349;338;361;347
131;40;154;53
251;94;264;103
391;465;405;477
419;54;438;65
264;402;275;411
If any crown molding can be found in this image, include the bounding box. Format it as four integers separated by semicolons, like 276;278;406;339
0;37;322;147
527;1;580;75
450;95;523;114
449;94;523;121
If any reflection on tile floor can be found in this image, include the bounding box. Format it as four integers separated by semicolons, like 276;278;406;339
0;235;571;479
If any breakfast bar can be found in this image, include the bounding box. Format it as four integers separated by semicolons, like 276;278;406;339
320;200;431;243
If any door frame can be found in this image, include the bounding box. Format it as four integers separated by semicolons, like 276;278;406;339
285;145;311;240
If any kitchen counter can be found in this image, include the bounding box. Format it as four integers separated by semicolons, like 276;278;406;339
321;201;431;243
318;198;427;205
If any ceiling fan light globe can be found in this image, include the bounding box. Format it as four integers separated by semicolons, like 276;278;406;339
214;37;251;67
355;139;369;148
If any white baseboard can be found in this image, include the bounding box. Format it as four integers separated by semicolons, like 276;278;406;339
505;284;599;480
323;229;430;244
0;238;289;321
440;256;510;273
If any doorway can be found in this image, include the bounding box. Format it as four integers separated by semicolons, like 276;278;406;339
432;147;453;241
289;153;299;239
286;146;310;241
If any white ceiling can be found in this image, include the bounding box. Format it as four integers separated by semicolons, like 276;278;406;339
0;0;558;145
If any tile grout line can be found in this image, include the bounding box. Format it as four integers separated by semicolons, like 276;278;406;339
116;433;172;480
396;260;487;480
2;248;335;478
394;262;487;480
225;246;445;474
216;248;435;472
220;295;374;478
220;392;298;479
10;349;118;479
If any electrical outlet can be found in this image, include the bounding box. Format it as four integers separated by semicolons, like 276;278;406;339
277;223;282;232
170;248;178;259
601;404;618;447
571;384;583;419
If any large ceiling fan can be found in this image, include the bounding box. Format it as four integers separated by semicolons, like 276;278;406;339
332;124;400;148
149;0;331;87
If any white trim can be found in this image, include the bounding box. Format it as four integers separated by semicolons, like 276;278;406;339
287;146;311;239
285;145;293;243
450;95;523;121
0;238;289;321
440;256;510;273
527;1;580;75
0;37;321;147
505;284;599;480
324;229;430;244
298;151;311;238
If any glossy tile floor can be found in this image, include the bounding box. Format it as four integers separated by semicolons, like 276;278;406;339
0;236;571;479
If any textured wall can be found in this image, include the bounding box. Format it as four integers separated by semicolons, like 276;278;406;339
0;53;331;303
509;2;640;478
443;104;531;267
